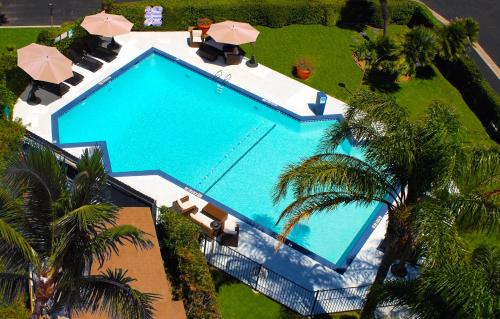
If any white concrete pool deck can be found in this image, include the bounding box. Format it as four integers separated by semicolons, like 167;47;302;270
14;32;386;291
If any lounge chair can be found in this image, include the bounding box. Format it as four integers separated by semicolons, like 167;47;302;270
64;71;84;86
172;195;197;215
37;81;70;97
188;27;203;48
197;43;222;62
83;37;117;62
66;49;103;72
221;220;240;247
224;46;246;65
190;203;228;237
98;36;122;54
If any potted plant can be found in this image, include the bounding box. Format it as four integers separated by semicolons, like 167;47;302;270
295;58;314;80
197;18;213;34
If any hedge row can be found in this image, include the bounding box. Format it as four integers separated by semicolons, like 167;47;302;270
158;208;221;319
436;56;500;141
111;0;425;31
0;52;31;119
408;7;500;142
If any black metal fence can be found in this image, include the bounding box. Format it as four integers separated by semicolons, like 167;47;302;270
201;235;371;316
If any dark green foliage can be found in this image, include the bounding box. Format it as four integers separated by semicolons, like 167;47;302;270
438;18;479;61
436;56;500;142
404;26;439;75
111;0;425;31
0;52;30;115
0;120;24;172
102;0;115;12
0;299;29;319
36;21;88;54
158;208;221;319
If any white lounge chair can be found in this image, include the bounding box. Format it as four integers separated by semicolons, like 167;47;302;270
172;195;197;214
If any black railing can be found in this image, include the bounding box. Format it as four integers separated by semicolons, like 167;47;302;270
201;235;371;316
23;130;158;220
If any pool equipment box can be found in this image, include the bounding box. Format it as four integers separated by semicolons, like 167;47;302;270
315;92;327;115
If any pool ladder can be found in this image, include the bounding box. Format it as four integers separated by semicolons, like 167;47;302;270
214;70;231;94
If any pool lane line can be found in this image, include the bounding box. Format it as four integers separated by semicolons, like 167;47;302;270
204;124;277;193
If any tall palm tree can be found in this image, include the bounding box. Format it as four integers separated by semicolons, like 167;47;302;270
273;90;463;318
0;146;157;318
403;26;439;76
439;18;480;61
373;149;500;318
379;0;389;36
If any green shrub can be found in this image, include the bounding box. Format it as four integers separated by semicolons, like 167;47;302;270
102;0;115;12
0;119;25;172
158;207;221;319
436;56;500;142
0;299;29;319
112;0;424;31
0;52;31;116
36;21;87;54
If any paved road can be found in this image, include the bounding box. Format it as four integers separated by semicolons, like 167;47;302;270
421;0;499;92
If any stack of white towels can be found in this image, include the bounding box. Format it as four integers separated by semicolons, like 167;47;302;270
144;6;163;26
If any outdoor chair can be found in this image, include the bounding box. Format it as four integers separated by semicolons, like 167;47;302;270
197;43;222;62
64;71;84;86
221;220;240;247
189;203;228;237
188;26;203;48
224;46;246;65
37;81;70;97
66;49;103;72
83;37;118;62
98;36;122;54
172;195;198;215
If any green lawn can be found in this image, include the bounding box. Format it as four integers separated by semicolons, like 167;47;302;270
0;27;47;53
211;269;359;319
241;24;493;146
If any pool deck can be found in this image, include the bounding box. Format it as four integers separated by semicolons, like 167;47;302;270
14;32;386;291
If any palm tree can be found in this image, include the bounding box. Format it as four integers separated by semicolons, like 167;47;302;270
0;146;157;318
439;18;480;61
403;26;439;76
273;90;463;318
374;149;500;317
379;0;389;36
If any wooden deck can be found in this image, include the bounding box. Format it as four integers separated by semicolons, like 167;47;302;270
74;207;186;319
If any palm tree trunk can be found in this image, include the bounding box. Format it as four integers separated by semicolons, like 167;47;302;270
360;244;395;319
380;0;389;36
31;300;43;319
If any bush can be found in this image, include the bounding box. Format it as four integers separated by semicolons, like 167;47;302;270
0;119;25;172
435;56;500;142
158;207;221;319
111;0;425;31
0;52;31;116
0;299;29;319
36;21;87;54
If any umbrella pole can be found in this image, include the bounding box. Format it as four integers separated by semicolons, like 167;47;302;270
27;80;41;105
246;42;258;68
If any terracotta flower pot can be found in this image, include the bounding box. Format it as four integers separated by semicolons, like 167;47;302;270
198;24;211;34
296;67;311;80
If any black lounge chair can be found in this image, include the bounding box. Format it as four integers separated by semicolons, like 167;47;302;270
37;81;70;97
64;71;84;86
197;43;222;62
66;49;103;72
98;37;122;54
83;37;117;62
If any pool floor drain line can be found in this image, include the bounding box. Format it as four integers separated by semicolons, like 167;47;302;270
196;123;268;190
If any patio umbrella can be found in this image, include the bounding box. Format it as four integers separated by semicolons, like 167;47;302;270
81;11;133;37
206;20;259;45
17;43;73;105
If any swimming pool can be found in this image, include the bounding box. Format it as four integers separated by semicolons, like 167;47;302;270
53;49;386;271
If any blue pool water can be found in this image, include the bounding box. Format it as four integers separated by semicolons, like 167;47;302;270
55;51;383;267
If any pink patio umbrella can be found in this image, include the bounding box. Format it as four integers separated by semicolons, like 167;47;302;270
81;11;133;38
207;20;260;67
17;43;73;104
206;20;259;45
